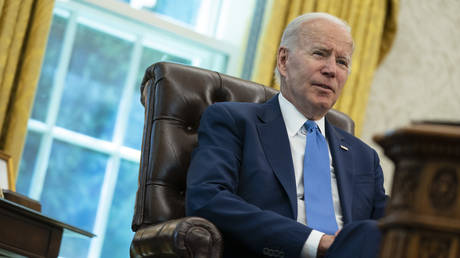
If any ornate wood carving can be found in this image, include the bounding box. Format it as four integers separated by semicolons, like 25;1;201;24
389;162;421;211
374;122;460;258
419;234;451;258
429;167;458;210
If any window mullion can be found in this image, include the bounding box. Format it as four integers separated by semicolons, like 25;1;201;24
29;11;79;200
110;36;143;147
45;10;78;132
87;155;121;258
87;35;144;258
195;0;222;36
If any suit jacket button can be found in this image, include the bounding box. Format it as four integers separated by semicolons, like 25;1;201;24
263;247;270;255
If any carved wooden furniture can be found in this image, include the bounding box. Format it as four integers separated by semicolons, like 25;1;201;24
375;122;460;258
0;198;94;257
3;189;42;212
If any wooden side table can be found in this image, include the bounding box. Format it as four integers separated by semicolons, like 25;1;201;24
0;198;94;258
375;122;460;258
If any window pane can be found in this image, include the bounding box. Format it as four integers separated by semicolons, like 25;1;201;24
100;159;139;258
120;0;202;26
150;0;202;26
40;140;107;232
56;23;133;140
16;131;42;194
123;47;191;149
123;86;143;150
31;14;68;122
59;230;92;258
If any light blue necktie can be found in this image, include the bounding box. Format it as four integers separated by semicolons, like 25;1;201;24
303;120;338;235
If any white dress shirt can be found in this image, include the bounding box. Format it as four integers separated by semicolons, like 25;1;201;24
278;93;344;258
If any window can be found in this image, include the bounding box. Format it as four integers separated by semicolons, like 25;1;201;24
16;0;260;257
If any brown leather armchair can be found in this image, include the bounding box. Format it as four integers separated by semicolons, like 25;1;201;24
130;62;355;258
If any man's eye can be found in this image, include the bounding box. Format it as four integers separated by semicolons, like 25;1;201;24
313;51;324;56
337;59;349;67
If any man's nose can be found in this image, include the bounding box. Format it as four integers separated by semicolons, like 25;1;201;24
321;57;336;78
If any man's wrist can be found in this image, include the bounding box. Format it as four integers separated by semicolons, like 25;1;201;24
301;230;324;258
317;234;336;257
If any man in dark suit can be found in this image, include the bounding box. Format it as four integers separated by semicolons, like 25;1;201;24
186;12;386;258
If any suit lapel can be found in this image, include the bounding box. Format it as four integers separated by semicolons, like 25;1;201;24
325;120;354;224
256;95;297;219
255;97;355;223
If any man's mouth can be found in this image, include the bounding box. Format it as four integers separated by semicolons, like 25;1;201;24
312;83;334;93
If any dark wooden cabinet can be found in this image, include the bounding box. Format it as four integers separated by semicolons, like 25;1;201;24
0;198;94;258
375;122;460;258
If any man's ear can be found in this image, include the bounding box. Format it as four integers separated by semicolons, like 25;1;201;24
277;47;288;78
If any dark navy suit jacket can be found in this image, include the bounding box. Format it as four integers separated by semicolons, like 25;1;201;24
186;95;386;258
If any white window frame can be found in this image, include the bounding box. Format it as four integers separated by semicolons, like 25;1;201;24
82;0;255;75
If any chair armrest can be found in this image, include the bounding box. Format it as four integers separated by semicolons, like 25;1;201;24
130;217;223;258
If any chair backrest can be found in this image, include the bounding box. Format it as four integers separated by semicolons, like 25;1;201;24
131;62;355;231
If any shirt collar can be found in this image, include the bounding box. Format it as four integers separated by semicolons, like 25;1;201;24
278;93;326;137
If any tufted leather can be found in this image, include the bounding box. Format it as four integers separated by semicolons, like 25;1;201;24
130;62;355;257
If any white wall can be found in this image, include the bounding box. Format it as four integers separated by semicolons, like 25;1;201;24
361;0;460;194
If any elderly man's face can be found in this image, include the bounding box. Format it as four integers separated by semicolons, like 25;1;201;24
278;18;353;120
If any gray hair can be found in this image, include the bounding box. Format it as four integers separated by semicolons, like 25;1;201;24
274;12;353;85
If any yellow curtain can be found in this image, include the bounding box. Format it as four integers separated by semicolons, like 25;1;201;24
0;0;55;190
252;0;399;136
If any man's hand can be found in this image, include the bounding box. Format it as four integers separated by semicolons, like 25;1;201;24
317;234;335;257
317;230;340;258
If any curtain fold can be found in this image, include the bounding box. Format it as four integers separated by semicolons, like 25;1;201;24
252;0;399;135
0;0;55;189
